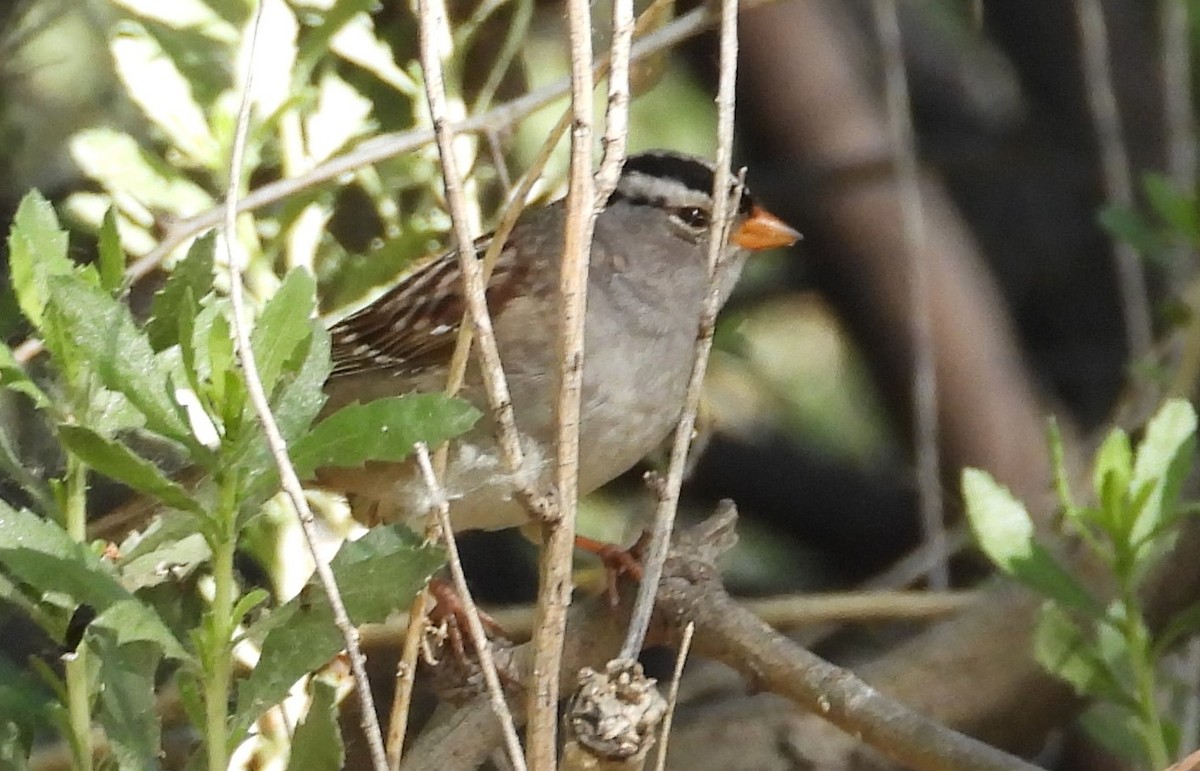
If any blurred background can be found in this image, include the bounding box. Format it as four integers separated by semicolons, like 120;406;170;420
0;0;1191;768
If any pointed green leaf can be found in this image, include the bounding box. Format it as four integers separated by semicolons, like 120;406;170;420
108;0;238;43
250;268;317;397
1078;703;1149;763
0;505;185;659
232;525;442;738
56;425;201;514
962;468;1102;614
7;191;74;329
291;394;480;478
285;678;343;771
69;128;213;217
233;323;330;512
1035;603;1124;703
92;634;163;771
97;207;125;293
1092;428;1132;518
1143;173;1200;245
0;341;49;409
46;276;191;445
146;234;215;352
109;23;220;169
1047;417;1075;510
1129;398;1197;548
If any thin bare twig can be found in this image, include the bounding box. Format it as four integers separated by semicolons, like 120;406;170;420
593;0;634;207
1162;0;1195;201
219;4;387;769
385;592;427;770
652;621;694;771
619;0;740;660
1074;0;1153;361
526;0;597;764
412;443;526;771
871;0;946;590
415;0;547;516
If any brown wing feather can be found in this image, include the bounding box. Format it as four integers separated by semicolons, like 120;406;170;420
327;233;527;378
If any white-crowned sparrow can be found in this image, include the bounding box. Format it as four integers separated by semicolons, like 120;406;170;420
89;151;798;540
316;150;799;533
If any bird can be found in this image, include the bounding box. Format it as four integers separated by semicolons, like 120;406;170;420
89;150;799;541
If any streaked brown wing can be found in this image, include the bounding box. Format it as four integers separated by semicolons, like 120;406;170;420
327;233;524;378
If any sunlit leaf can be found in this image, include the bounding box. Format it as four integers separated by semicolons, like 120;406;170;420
147;234;215;352
250;268;317;397
1129;398;1196;549
46;276;191;445
70;128;213;217
962;468;1101;614
7;191;74;329
110;22;220;168
97;208;125;294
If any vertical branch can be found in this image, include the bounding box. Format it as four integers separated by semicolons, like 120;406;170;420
594;0;634;206
871;0;946;590
619;0;740;659
652;621;695;771
526;0;596;766
220;3;387;770
1162;0;1195;200
412;444;527;771
1074;0;1154;360
416;0;538;510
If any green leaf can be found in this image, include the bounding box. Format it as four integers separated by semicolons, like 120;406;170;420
1092;428;1132;515
232;525;443;737
291;394;480;477
92;634;163;771
0;656;54;748
1035;603;1124;703
107;0;238;43
1098;204;1168;258
1143;173;1200;245
97;207;125;294
1047;417;1075;510
250;268;317;397
109;23;221;169
118;532;211;592
0;342;49;409
285;679;343;771
69;128;213;218
1129;398;1197;548
56;425;202;514
146;234;215;352
46;276;191;445
0;505;185;660
0;415;52;515
6;191;74;329
1079;703;1151;764
233;323;331;512
962;468;1102;614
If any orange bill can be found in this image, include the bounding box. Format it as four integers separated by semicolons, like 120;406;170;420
731;206;802;251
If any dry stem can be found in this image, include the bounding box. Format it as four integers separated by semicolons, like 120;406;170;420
619;0;740;659
219;4;387;768
1073;0;1153;361
413;443;526;771
870;0;946;590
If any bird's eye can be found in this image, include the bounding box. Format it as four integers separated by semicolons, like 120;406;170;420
674;206;710;229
